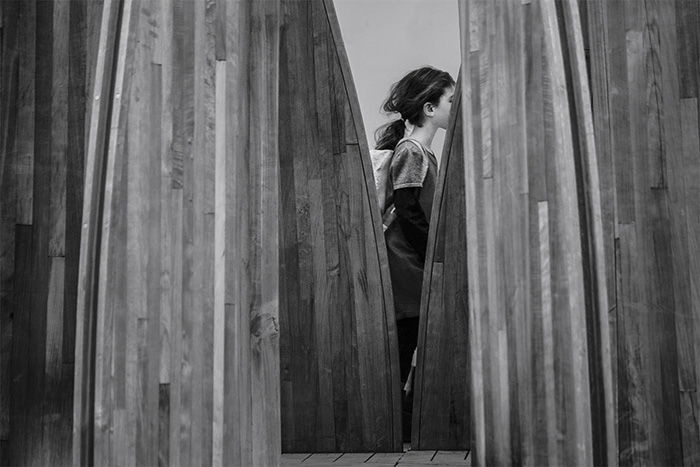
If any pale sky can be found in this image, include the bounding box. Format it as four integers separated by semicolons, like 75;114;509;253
334;0;461;162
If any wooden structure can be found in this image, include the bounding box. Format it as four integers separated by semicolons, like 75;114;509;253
585;0;700;464
71;0;281;465
278;0;402;453
412;81;470;451
0;1;102;465
3;0;700;465
458;0;614;464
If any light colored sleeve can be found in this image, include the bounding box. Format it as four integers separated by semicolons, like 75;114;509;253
390;141;429;190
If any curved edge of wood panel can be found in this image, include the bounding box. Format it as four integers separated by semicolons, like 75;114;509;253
558;1;616;464
72;0;139;464
71;0;120;464
411;77;466;450
322;0;402;451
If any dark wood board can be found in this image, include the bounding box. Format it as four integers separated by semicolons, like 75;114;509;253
278;0;402;453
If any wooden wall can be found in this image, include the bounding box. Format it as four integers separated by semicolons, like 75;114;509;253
4;0;700;464
278;0;402;453
412;81;470;451
72;0;281;465
458;0;614;465
0;1;102;465
585;0;700;464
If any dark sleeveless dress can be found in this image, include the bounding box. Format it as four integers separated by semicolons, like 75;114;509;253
384;138;438;321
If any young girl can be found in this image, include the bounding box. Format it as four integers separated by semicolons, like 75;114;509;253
375;66;455;441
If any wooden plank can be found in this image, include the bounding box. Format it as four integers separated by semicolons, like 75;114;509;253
146;59;163;467
459;2;485;464
84;0;105;136
49;0;69;257
333;452;374;464
25;2;53;463
366;452;404;464
91;0;139;464
212;59;226;467
303;453;343;465
558;1;616;465
249;3;281;465
281;453;312;466
191;0;214;463
156;0;173;390
222;0;251;462
64;0;88;369
398;450;435;464
157;3;173;464
8;225;33;464
15;0;36;225
200;2;216;464
675;0;699;98
278;0;400;452
310;1;336;450
680;98;700;466
125;5;157;466
279;0;315;451
218;1;281;465
42;257;70;466
327;0;402;448
173;0;195;462
583;0;617;318
431;451;469;464
0;0;20;452
72;0;123;463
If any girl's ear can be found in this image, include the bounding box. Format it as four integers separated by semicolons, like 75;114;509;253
423;101;435;119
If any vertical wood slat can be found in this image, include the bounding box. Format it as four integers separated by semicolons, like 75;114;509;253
460;0;612;465
26;2;54;464
72;0;119;464
278;0;401;453
249;4;281;464
558;2;616;465
0;0;20;459
15;0;36;226
585;1;700;464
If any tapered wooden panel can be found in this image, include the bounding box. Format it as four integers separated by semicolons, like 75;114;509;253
459;1;614;465
411;82;470;450
278;0;402;453
585;1;700;465
0;2;95;465
72;0;281;465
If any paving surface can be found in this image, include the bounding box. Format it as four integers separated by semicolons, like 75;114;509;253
282;448;471;466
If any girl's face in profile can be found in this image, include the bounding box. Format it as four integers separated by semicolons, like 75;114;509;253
432;85;455;130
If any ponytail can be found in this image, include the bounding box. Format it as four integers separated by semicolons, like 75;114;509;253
374;118;406;151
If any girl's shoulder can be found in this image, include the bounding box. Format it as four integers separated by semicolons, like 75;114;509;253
395;138;433;157
394;138;437;168
390;138;433;189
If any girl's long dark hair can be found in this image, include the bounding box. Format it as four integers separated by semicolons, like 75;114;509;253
374;66;455;150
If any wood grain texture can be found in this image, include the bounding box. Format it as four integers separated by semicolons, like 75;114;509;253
0;1;93;465
278;0;401;453
0;0;20;456
412;81;470;451
585;0;700;465
70;0;281;465
460;1;613;465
